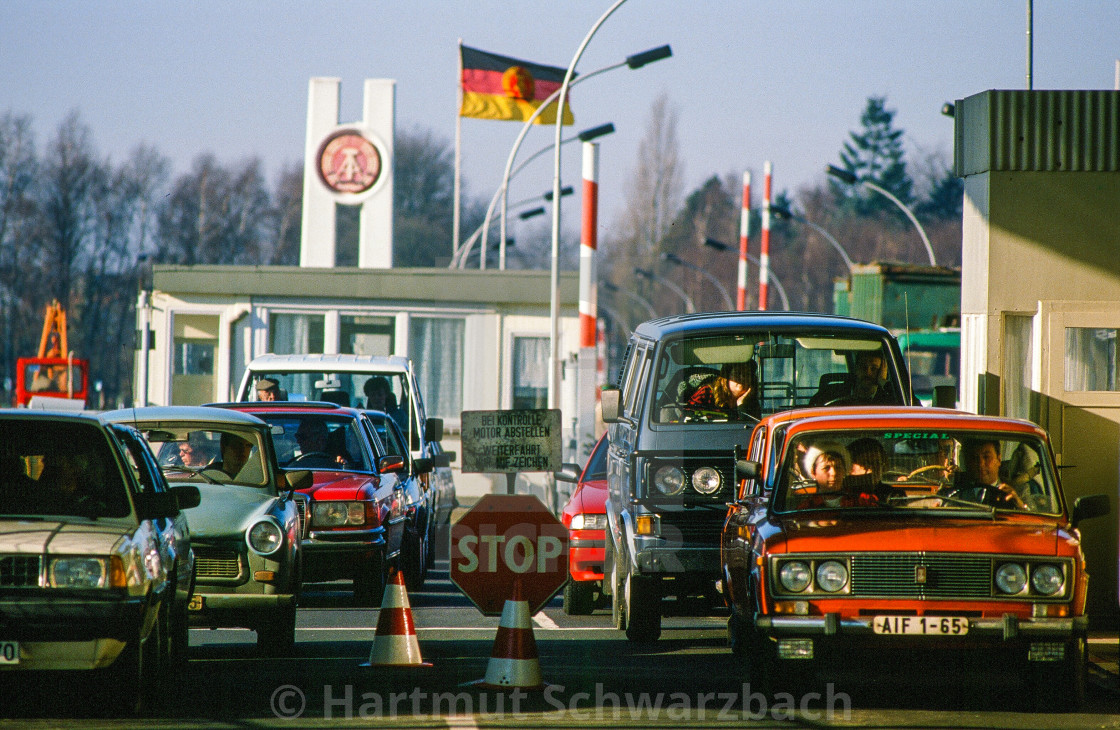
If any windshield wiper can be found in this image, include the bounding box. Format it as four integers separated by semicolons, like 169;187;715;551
887;493;996;518
165;466;224;485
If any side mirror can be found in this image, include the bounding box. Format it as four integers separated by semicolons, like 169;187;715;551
413;457;434;475
1071;493;1109;527
136;491;182;521
378;454;407;474
932;385;957;409
601;387;622;423
735;460;762;480
424;418;444;443
171;485;201;511
284;470;313;491
555;463;581;483
434;451;456;467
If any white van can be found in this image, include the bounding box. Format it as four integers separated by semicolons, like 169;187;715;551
234;353;457;528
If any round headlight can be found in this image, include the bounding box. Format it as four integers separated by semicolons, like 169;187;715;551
1031;564;1065;596
653;465;685;496
247;520;283;555
691;466;723;495
779;561;812;593
815;560;849;593
995;562;1027;594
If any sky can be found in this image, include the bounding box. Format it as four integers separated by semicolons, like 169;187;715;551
2;1;1118;244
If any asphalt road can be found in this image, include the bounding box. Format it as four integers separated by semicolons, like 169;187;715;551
2;559;1119;727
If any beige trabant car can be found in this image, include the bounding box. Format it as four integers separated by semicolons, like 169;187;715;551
0;410;198;714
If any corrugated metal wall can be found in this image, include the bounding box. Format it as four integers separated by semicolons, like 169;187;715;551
955;90;1120;176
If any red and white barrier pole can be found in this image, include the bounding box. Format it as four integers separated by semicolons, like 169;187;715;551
576;142;599;462
758;161;772;311
737;171;751;310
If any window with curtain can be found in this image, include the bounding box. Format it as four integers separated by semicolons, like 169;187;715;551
1065;327;1119;392
1003;315;1033;419
512;336;549;410
408;317;464;420
269;313;324;355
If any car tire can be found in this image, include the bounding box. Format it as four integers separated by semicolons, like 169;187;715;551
624;574;662;643
563;578;595;615
354;553;387;607
101;627;151;716
727;610;750;657
743;622;777;698
257;603;297;656
1029;634;1086;711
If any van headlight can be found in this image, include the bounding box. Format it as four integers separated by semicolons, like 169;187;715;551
247;520;284;555
691;466;722;495
653;465;685;496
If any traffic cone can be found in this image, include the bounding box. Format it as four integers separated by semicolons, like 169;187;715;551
360;567;432;668
478;582;544;690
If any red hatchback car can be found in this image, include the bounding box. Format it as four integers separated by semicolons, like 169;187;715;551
223;401;407;605
722;406;1110;709
557;433;609;615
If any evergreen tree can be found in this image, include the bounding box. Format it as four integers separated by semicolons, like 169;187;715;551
832;96;913;218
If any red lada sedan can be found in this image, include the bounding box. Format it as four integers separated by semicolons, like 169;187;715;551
558;433;608;615
223;402;406;605
722;407;1109;710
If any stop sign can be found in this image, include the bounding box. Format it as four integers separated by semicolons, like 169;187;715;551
450;495;569;615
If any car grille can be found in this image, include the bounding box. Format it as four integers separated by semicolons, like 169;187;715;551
850;553;992;599
294;496;309;539
0;555;40;587
194;549;242;579
657;509;726;544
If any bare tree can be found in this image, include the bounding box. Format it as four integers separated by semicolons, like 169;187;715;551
268;163;303;265
0;113;39;390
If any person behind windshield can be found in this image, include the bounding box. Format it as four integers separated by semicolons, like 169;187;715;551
685;361;761;421
792;441;881;508
943;438;1030;509
210;432;254;480
255;377;283;401
35;451;97;512
294;418;349;467
177;433;212;468
846;437;895;499
811;349;895;406
364;376;407;428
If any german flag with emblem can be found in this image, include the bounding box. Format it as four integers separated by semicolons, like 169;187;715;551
459;45;575;125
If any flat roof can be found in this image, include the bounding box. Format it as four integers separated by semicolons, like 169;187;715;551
151;265;579;307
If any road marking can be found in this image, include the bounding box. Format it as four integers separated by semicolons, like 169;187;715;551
446;716;478;730
533;611;560;630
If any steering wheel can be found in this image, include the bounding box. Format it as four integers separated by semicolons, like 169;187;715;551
905;464;950;480
942;485;993;505
288;451;333;467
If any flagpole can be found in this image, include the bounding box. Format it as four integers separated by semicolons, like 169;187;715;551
452;39;464;260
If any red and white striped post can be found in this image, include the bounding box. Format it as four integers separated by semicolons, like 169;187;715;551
576;142;600;462
737;171;751;310
758;161;772;311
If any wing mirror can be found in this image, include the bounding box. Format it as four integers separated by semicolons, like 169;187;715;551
284;470;313;491
434;451;455;467
735;459;762;480
601;387;622;423
378;454;407;474
412;457;434;475
1071;493;1109;527
555;463;581;483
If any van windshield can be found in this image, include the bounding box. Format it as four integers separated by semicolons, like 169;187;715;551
652;331;905;424
244;371;410;433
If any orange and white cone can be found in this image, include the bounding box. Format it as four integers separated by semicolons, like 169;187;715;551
361;568;431;668
478;583;544;690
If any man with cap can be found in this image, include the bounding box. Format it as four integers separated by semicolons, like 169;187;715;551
255;378;282;401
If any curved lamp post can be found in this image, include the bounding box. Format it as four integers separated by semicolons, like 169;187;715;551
703;238;791;311
549;3;670;407
826;164;936;266
635;267;695;313
660;252;734;310
768;203;855;273
602;280;657;320
453;188;566;268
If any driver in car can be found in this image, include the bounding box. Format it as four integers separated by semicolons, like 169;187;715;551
942;439;1030;509
294;419;348;467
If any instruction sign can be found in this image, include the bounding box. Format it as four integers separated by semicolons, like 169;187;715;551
460;409;561;473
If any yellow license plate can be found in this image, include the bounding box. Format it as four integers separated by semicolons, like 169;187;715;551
0;641;18;664
187;595;204;611
872;616;969;635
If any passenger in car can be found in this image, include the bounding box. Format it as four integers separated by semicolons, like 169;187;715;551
793;441;882;508
210;433;254;480
684;361;761;421
846;437;895;499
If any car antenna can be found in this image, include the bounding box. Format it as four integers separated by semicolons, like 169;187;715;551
903;292;914;403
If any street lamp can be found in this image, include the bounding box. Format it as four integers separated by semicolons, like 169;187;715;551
635;267;695;313
768;204;855;273
703;238;791;311
826;164;937;266
660;252;734;310
602;280;656;320
454;188;563;268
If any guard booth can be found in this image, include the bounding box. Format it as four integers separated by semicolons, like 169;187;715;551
134;265;579;500
955;89;1120;621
